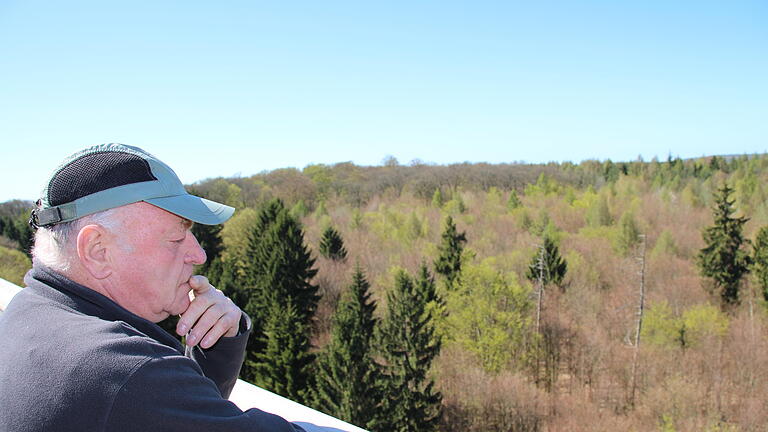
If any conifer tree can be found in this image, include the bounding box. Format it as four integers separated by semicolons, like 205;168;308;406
615;211;641;257
311;265;381;429
253;299;314;403
237;198;319;394
374;269;442;432
431;188;444;207
752;226;768;302
526;235;567;289
319;226;348;261
507;190;522;210
697;184;751;306
434;216;467;291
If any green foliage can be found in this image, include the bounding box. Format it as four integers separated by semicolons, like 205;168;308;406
642;301;729;349
367;207;428;247
434;216;467;291
234;199;319;400
319;226;348;262
486;187;503;207
349;208;363;230
752;226;768;303
443;195;467;215
375;267;442;432
311;266;382;429
0;245;31;285
650;230;679;259
614;211;641;257
524;173;560;197
507;190;522;210
446;259;533;373
0;212;34;256
526;236;567;289
431;188;444;207
251;300;314;404
697;184;752;306
220;207;259;266
290;199;310;219
203;178;243;208
585;193;612;227
185;189;225;278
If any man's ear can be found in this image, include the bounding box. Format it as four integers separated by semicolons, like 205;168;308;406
76;224;112;280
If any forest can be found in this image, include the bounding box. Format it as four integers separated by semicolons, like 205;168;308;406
2;154;768;431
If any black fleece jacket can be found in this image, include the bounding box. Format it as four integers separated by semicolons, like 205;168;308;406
0;265;299;432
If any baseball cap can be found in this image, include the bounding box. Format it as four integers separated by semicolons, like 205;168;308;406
30;143;235;227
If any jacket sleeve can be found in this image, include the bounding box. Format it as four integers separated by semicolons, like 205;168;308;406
107;353;298;432
186;312;252;398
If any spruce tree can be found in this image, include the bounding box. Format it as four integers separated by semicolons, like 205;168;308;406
752;226;768;302
526;235;568;289
434;216;467;291
697;184;751;306
319;226;348;261
253;299;314;403
311;265;381;429
374;269;442;432
507;190;522;210
237;198;319;396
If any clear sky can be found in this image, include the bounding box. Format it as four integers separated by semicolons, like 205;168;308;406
1;1;766;202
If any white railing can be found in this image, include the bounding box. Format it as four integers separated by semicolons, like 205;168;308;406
0;278;367;432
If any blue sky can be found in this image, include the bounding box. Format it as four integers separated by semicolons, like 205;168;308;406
1;1;766;202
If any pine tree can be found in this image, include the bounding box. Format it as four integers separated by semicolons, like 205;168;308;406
311;265;381;429
526;235;568;289
697;184;751;306
374;269;442;432
319;226;348;261
752;226;768;302
237;198;319;396
434;216;467;291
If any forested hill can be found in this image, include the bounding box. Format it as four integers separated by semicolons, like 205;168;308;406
3;153;768;430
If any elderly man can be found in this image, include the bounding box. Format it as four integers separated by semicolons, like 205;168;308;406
0;144;302;431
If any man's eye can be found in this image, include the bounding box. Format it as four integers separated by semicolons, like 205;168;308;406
172;238;185;243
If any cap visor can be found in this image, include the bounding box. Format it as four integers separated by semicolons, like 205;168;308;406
145;194;234;225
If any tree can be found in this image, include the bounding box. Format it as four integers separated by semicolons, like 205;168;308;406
253;299;314;403
697;184;751;306
507;190;522;210
615;211;641;257
431;189;444;208
374;268;442;432
752;226;768;303
434;216;467;291
445;259;533;373
526;235;568;289
235;198;319;399
319;226;348;262
311;266;381;429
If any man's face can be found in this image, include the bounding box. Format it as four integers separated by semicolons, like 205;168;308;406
104;202;207;322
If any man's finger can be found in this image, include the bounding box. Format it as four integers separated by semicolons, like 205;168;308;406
199;310;241;349
188;275;211;294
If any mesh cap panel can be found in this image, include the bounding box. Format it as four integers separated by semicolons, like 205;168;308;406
47;151;157;207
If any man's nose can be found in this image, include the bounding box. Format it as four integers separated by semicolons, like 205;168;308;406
184;232;207;265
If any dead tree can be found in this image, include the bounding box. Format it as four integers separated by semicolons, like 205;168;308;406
629;233;647;407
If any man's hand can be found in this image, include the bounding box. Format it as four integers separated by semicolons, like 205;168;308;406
176;275;242;349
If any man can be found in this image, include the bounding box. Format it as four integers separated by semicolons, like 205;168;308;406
0;143;302;431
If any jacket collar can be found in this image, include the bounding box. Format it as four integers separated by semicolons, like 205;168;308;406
25;264;184;353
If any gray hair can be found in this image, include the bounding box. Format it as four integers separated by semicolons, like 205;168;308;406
32;208;122;273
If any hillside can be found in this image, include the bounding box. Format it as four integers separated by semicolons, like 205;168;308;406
3;154;768;430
